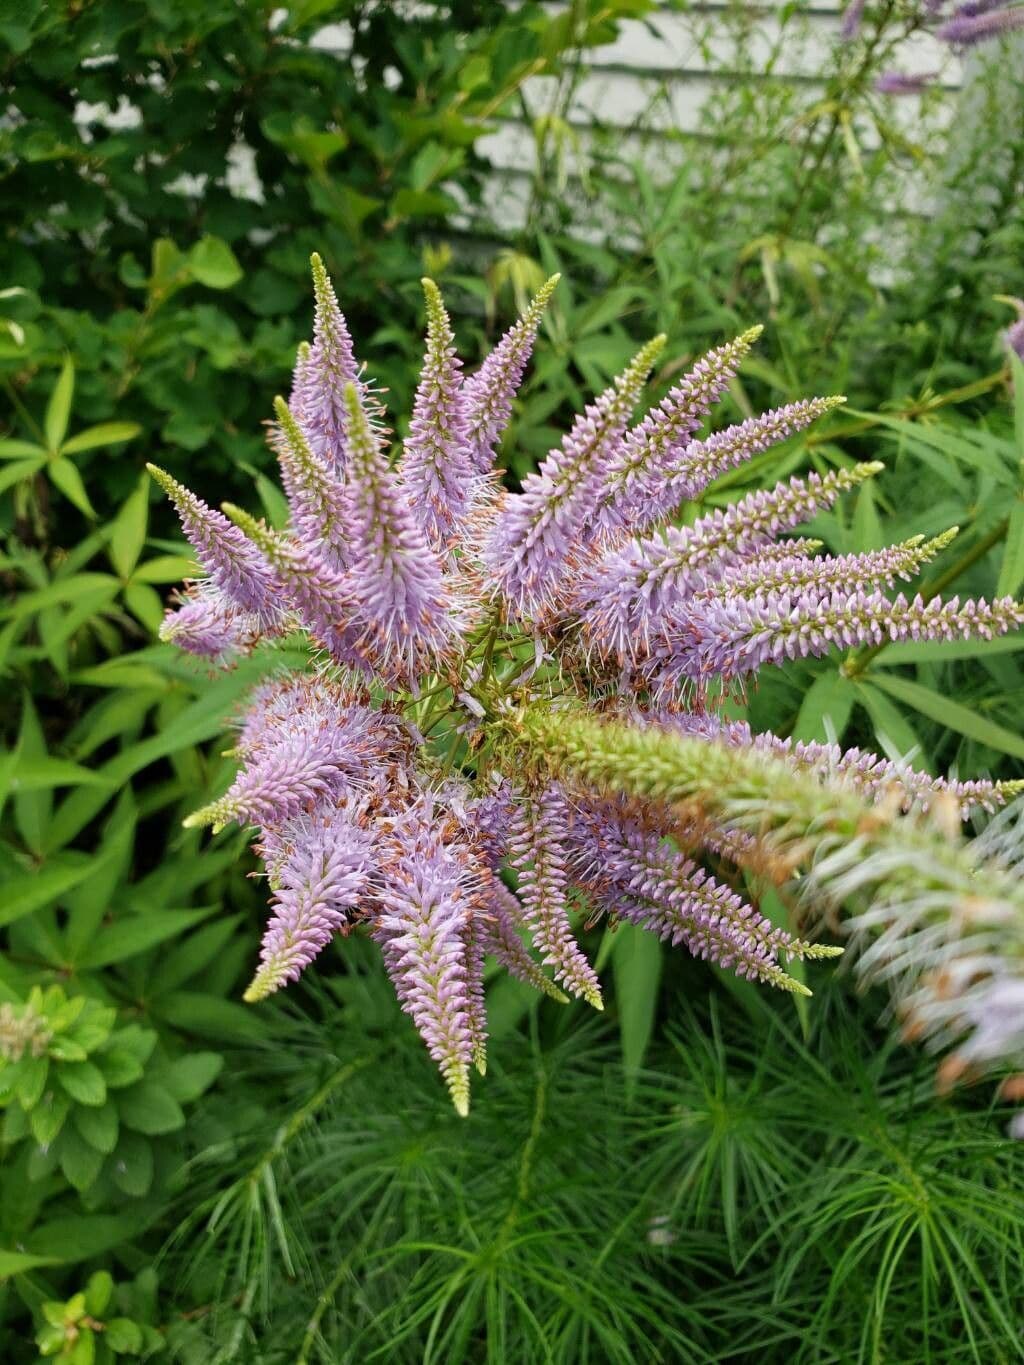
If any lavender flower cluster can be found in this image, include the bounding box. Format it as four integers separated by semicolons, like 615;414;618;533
843;0;1024;96
151;258;1023;1112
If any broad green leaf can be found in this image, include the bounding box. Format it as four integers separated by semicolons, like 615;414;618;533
612;923;662;1090
64;792;137;955
84;1270;114;1317
106;1318;144;1354
110;1131;153;1199
153;990;270;1041
188;235;243;289
60;421;141;456
17;1054;49;1108
0;437;45;458
58;1125;105;1191
44;356;74;451
151;916;242;994
117;1081;185;1135
792;671;855;744
123;581;163;632
164;1051;223;1103
71;661;170;689
0;728;21;820
256;472;290;529
13;693;51;856
37;587;119;672
459;53;490;93
49;650;297;849
58;1060;108;1106
48;456;96;517
30;1088;71;1146
97;1048;145;1090
868;673;1024;760
108;474;150;578
0;573;120;622
25;1213;146;1263
852;481;885;551
483;973;539;1041
854;409;1015;484
0;1249;58;1278
995;501;1024;598
76;906;215;969
73;1100;119;1154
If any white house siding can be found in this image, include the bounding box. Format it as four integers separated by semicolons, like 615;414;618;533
472;1;964;235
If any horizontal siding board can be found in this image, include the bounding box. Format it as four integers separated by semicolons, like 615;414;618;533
506;69;953;143
314;0;970;249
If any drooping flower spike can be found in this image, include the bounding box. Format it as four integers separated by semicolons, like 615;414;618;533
152;256;1024;1124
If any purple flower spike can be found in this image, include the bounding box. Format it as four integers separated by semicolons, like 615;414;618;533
484;335;666;616
244;811;374;1001
666;588;1024;686
221;503;373;675
159;585;262;664
750;731;1023;818
876;71;939;94
401;279;475;553
840;0;867;40
648;396;845;526
480;871;570;1002
702;529;958;601
508;784;603;1008
462;907;489;1075
146;463;282;626
937;4;1024;45
463;274;560;473
289;253;362;473
185;701;394;832
375;802;479;1115
567;801;816;991
271;396;350;565
576;462;883;664
156;258;1024;1122
341;382;461;676
594;327;764;536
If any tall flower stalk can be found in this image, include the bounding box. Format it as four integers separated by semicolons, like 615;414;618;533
152;257;1024;1120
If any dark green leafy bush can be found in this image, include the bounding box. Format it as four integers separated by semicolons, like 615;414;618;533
0;0;647;515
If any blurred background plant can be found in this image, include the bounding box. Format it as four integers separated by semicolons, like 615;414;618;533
1;0;1022;1359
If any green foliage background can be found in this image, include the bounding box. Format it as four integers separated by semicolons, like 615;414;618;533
1;0;1023;1360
